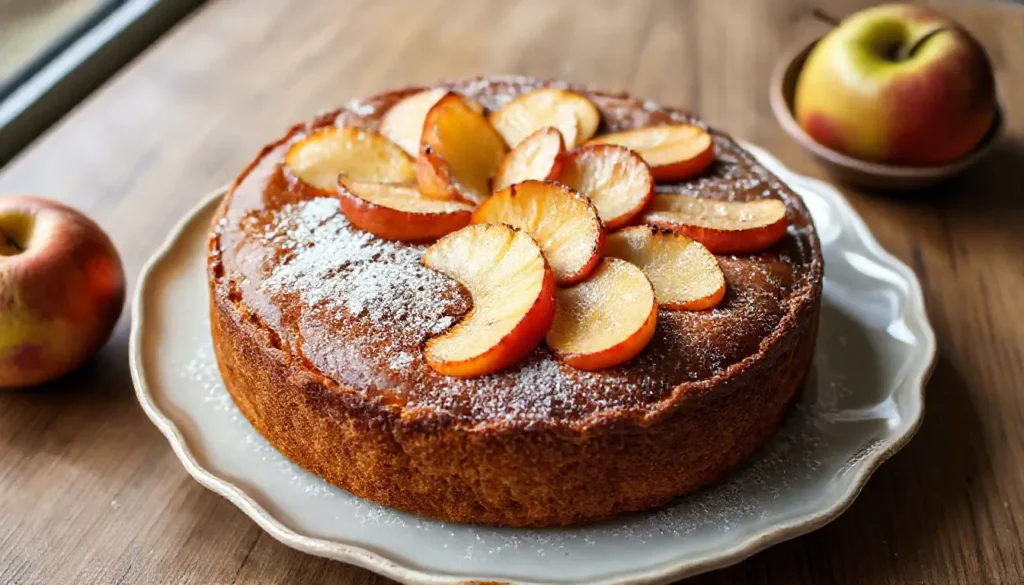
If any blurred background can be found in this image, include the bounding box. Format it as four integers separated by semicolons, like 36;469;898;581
0;0;202;164
2;0;1021;166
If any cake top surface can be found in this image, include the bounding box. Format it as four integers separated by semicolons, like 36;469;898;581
210;76;821;431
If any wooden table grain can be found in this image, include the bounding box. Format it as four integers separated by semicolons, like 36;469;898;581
1;0;1022;583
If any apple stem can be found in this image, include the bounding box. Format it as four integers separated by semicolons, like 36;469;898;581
900;26;955;61
810;8;841;28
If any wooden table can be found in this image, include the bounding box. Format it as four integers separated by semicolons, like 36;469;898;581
1;0;1022;583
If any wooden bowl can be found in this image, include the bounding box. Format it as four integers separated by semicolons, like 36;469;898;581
769;37;1004;191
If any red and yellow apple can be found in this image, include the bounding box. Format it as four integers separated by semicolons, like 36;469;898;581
794;3;996;166
0;196;125;388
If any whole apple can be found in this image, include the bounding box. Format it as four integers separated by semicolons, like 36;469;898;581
794;3;996;166
0;196;125;388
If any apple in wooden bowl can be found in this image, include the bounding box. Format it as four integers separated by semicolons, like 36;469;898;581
772;3;1002;189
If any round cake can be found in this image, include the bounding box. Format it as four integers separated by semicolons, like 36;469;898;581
207;76;823;527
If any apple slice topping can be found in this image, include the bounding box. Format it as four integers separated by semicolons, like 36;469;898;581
422;223;556;378
285;126;416;192
472;180;603;285
586;124;714;182
489;88;600;149
335;177;473;242
492;127;566;192
605;226;725;310
417;93;509;205
379;88;485;157
642;194;788;254
546;258;657;371
557;144;654;230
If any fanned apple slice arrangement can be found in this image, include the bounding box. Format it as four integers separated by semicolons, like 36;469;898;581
282;87;792;377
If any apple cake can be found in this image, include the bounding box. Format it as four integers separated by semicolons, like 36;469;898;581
207;76;822;527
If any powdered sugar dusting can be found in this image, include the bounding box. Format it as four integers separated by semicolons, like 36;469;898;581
466;356;627;425
260;198;385;306
260;197;461;328
249;195;471;391
187;340;241;421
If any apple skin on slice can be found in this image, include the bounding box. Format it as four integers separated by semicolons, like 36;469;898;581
546;258;658;371
489;88;601;149
380;88;485;157
422;224;556;378
557;144;654;230
604;225;726;310
285;126;416;193
586;124;715;182
492;127;566;192
417;93;509;205
472;180;604;285
335;177;473;242
641;194;788;254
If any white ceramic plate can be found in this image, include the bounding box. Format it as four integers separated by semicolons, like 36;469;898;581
130;144;935;585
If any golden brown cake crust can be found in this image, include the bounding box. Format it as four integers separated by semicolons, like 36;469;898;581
207;76;823;527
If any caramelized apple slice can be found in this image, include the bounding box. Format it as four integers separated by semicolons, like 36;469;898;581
546;258;657;371
492;127;566;192
418;93;508;205
336;177;473;241
642;195;788;254
557;144;654;230
586;124;714;181
605;226;725;310
422;224;556;377
472;180;603;285
285;126;415;192
489;88;600;148
380;88;485;157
